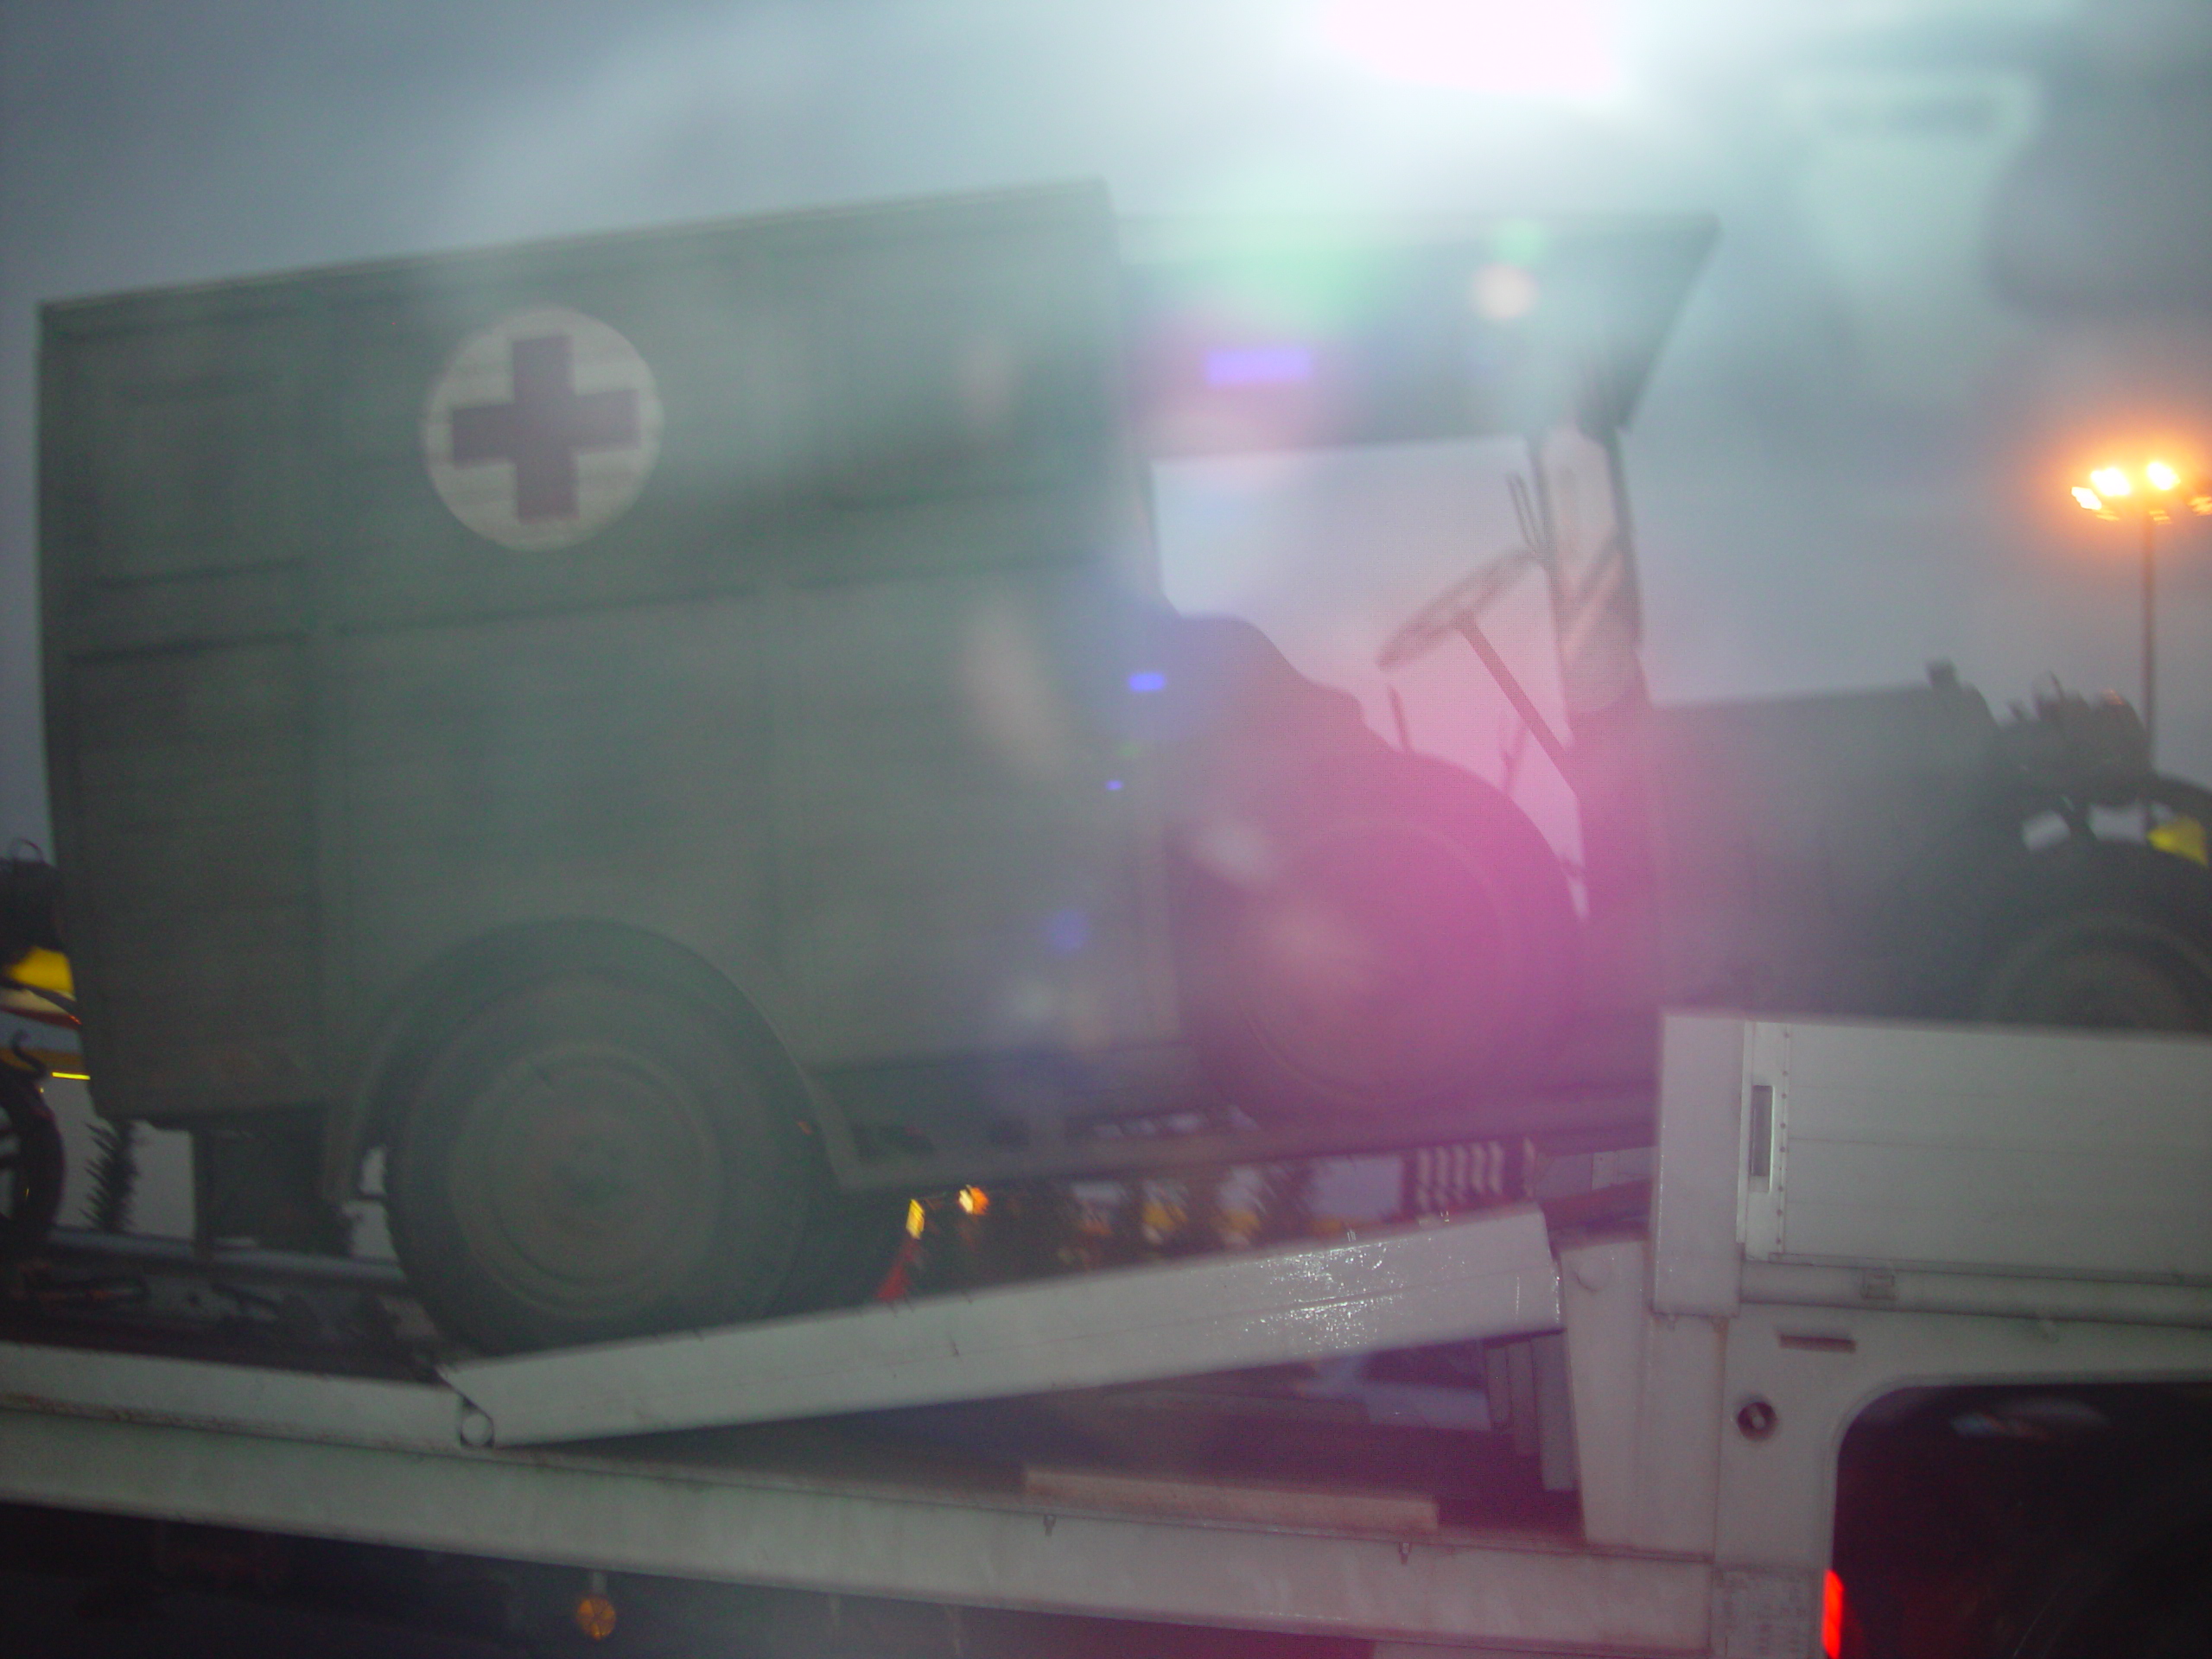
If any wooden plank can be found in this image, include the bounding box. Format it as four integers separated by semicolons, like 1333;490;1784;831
1023;1465;1440;1533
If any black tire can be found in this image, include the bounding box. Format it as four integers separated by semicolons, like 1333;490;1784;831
386;976;811;1353
1969;843;2212;1033
0;1066;65;1267
1176;752;1577;1122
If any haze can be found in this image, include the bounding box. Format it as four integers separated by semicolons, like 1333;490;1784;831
5;0;2210;846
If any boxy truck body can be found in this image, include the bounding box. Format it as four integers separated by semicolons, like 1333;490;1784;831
41;183;1176;1150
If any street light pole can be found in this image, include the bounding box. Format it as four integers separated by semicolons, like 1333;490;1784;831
2141;507;2156;757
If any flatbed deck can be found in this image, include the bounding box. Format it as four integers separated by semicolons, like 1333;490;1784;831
7;1014;2212;1657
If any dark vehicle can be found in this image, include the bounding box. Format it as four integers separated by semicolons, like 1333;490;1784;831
35;182;2212;1350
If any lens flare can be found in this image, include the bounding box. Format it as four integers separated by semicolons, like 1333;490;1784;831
1205;345;1313;388
2146;460;2179;491
1471;263;1540;321
2090;467;2131;497
1319;0;1623;99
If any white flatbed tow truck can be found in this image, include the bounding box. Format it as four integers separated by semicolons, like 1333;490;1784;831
4;1012;2212;1659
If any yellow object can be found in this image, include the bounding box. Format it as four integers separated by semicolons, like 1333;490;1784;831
906;1198;927;1238
2150;816;2209;867
5;948;72;997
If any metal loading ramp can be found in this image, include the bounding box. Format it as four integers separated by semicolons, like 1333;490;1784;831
0;1203;1557;1452
444;1198;1560;1446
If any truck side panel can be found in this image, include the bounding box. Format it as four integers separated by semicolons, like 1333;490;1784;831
44;184;1152;1123
41;298;326;1119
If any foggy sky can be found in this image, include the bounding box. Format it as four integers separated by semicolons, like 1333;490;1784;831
6;0;2212;849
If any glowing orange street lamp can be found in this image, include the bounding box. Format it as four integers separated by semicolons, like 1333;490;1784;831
2070;459;2212;760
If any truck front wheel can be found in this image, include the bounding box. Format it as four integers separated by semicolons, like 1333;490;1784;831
1970;843;2212;1033
1177;752;1576;1122
386;976;810;1353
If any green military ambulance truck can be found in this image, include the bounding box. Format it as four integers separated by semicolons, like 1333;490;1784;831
40;182;2212;1351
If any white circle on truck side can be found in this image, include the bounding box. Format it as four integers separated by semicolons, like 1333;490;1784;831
422;306;663;551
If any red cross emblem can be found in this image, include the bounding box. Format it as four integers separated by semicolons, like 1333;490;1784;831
422;307;662;550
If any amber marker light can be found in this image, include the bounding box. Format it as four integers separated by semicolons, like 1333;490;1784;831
572;1574;618;1642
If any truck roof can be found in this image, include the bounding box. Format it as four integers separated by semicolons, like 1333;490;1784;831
45;190;1716;453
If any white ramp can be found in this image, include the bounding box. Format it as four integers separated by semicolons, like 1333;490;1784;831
446;1205;1560;1446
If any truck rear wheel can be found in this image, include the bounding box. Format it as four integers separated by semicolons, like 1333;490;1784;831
1178;753;1576;1122
1971;843;2212;1033
386;976;810;1353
